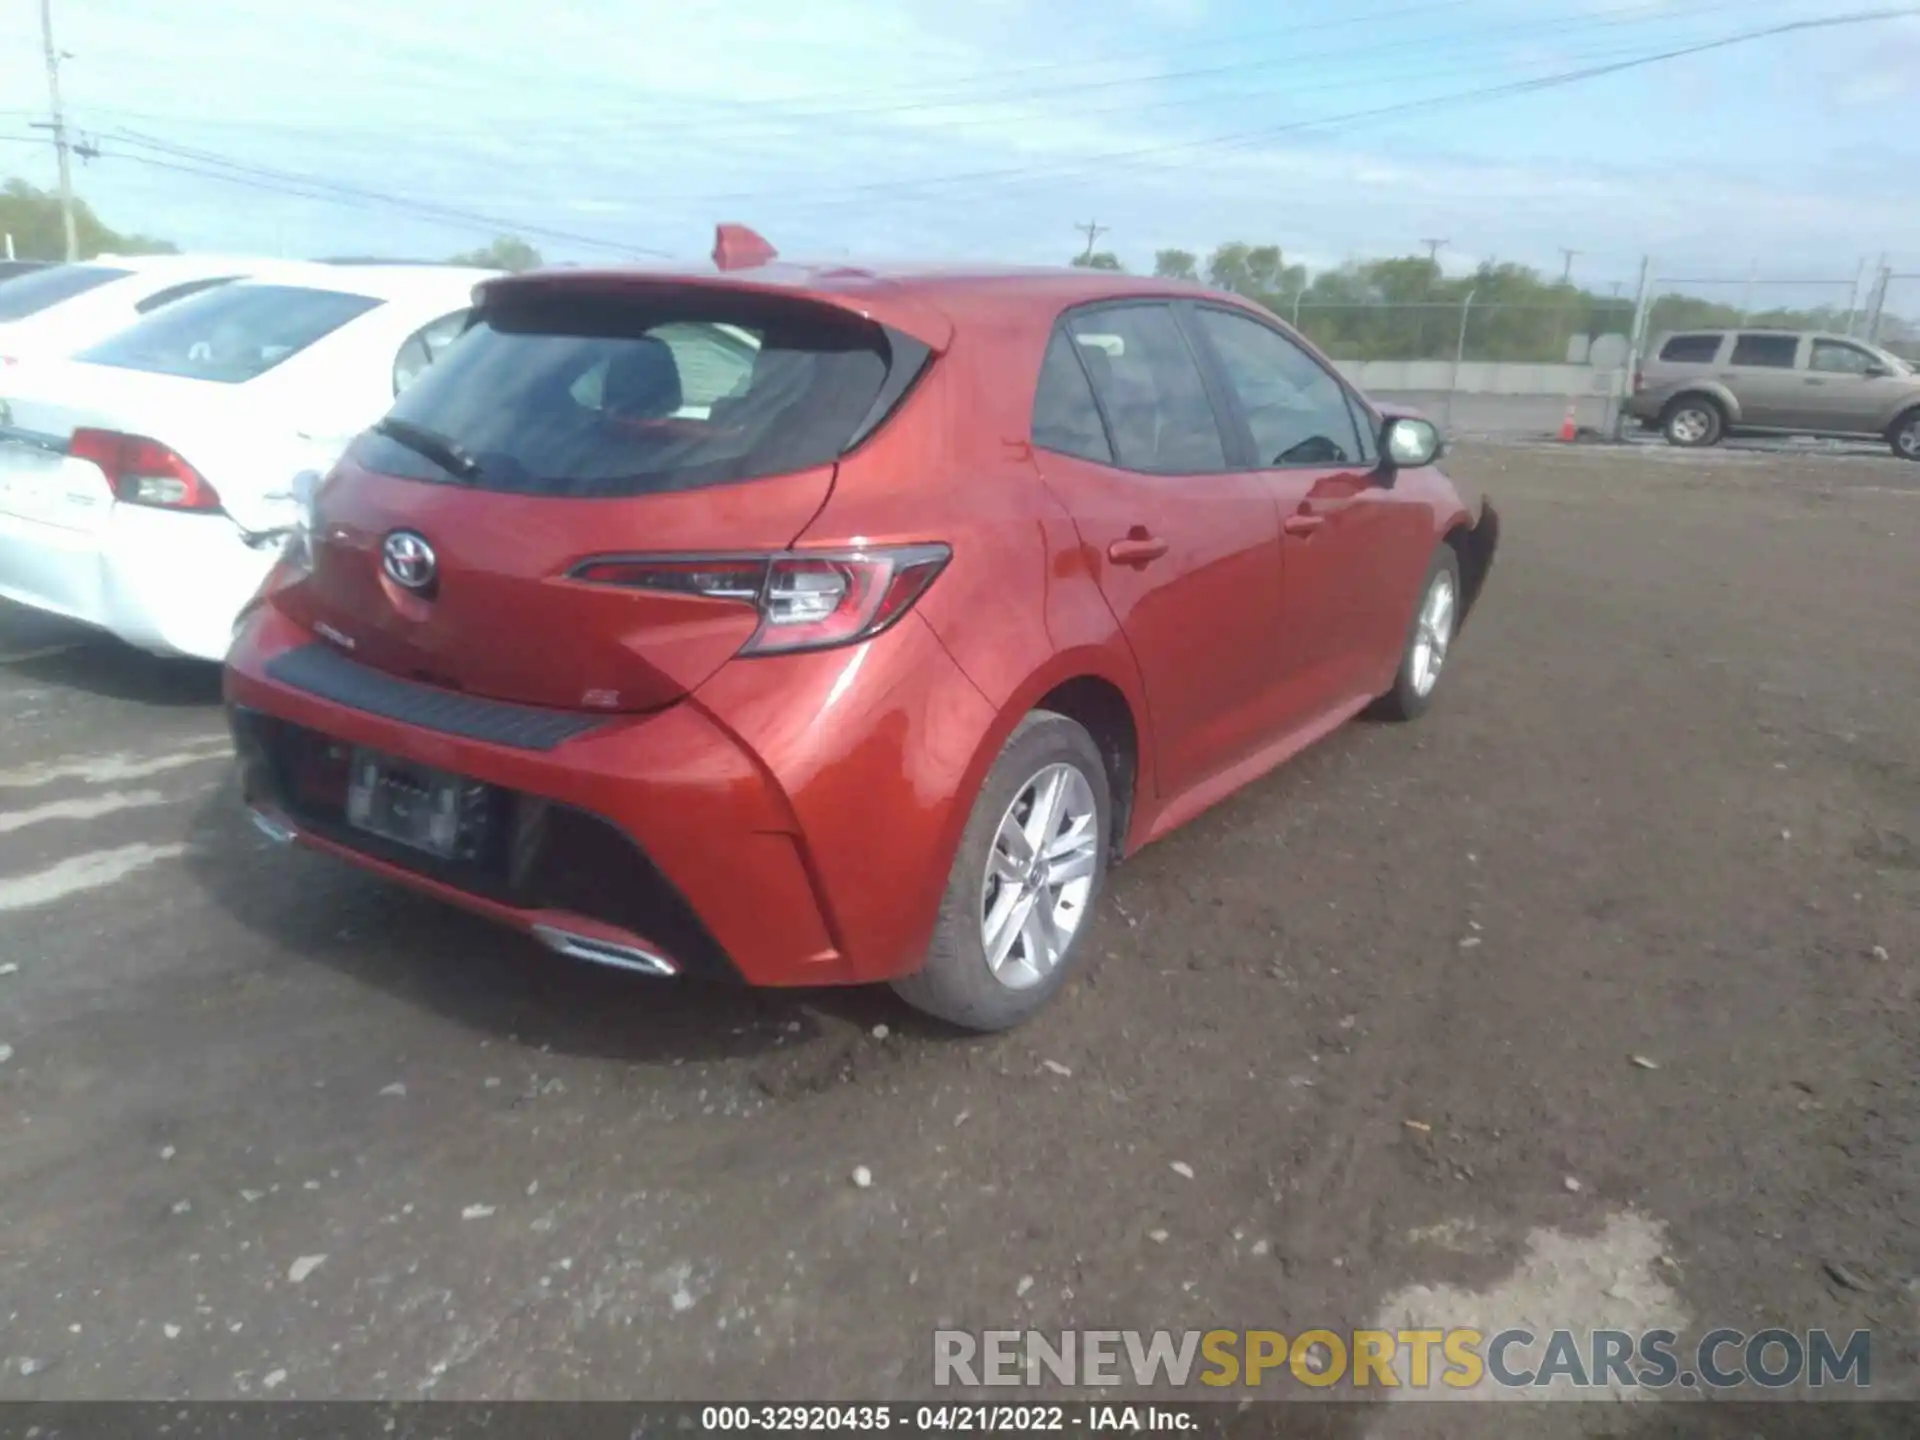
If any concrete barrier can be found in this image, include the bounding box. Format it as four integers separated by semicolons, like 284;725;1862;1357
1332;360;1624;398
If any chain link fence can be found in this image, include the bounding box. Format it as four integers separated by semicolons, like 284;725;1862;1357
1275;265;1890;439
1289;299;1639;366
1872;273;1920;362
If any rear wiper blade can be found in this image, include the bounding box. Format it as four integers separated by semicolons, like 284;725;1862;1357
373;417;482;481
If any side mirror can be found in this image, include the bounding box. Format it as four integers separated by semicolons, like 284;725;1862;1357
1382;416;1442;470
1865;363;1892;379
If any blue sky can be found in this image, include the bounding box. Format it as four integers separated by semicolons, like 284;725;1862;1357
1;0;1916;303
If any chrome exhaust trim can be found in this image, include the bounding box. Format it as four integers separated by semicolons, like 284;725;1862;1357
532;924;679;978
249;808;298;845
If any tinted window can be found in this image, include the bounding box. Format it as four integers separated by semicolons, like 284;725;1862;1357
1193;306;1362;466
1065;305;1225;474
1032;329;1112;464
133;276;237;314
0;263;132;320
393;309;472;394
354;293;900;497
1809;340;1876;375
1730;334;1798;369
1659;333;1721;364
77;284;382;383
651;321;759;410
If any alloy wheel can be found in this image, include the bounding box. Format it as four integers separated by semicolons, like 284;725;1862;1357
1409;572;1456;698
1669;408;1713;444
979;762;1100;990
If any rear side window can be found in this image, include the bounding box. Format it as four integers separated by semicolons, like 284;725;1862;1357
355;292;906;497
393;309;472;395
1730;334;1798;369
0;264;132;320
1659;333;1721;364
1065;304;1226;474
1032;329;1112;464
77;284;383;383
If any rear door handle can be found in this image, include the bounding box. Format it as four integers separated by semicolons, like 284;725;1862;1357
1283;514;1325;537
1107;532;1169;567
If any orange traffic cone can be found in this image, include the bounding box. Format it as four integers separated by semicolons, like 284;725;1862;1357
1558;401;1578;442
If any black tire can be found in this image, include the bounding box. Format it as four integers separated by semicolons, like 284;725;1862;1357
1661;395;1725;448
1888;408;1920;462
891;710;1112;1032
1373;547;1462;723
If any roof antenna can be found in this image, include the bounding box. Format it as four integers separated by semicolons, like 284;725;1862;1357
713;223;777;272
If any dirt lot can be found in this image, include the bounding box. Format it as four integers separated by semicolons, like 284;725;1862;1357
1;441;1916;1435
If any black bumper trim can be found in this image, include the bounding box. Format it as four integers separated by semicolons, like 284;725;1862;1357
263;644;605;752
229;707;741;983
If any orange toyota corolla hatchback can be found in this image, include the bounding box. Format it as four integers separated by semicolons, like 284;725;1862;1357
225;227;1499;1030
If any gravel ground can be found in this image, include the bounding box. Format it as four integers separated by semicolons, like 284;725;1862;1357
1;441;1916;1436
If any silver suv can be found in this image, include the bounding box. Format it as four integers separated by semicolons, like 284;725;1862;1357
1627;329;1920;459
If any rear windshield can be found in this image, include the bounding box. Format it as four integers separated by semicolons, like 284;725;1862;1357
0;263;132;320
350;291;899;496
75;284;383;383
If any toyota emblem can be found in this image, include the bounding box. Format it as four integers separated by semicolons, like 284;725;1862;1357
382;530;437;591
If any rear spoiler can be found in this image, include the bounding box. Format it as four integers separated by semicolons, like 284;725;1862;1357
474;226;955;354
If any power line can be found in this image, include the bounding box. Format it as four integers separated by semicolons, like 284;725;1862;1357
0;22;1728;160
658;6;1920;210
2;0;1754;149
0;21;1739;256
93;129;676;258
723;0;1754;126
716;0;1487;111
0;130;674;259
642;0;1778;141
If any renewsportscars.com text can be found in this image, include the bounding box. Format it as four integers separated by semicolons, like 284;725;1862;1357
933;1327;1872;1392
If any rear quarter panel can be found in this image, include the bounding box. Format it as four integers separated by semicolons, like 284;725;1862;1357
796;297;1156;859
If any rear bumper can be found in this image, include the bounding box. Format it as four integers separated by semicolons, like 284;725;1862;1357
224;603;999;987
0;504;276;661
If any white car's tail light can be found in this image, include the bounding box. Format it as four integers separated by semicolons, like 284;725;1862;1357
69;428;222;512
571;544;951;656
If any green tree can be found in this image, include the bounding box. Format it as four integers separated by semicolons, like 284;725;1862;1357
1153;248;1199;281
0;178;177;260
448;235;543;271
1205;242;1304;304
1070;251;1124;271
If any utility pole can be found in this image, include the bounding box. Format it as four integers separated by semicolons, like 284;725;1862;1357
1419;237;1448;265
39;0;78;261
1558;248;1579;284
1074;220;1108;264
1609;254;1655;444
1863;257;1892;344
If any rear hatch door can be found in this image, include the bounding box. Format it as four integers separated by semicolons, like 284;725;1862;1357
275;278;939;712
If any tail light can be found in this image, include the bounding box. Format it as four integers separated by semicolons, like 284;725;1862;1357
1631;368;1644;393
69;429;222;512
573;544;950;656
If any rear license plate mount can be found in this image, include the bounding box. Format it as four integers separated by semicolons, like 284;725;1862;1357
344;747;486;861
